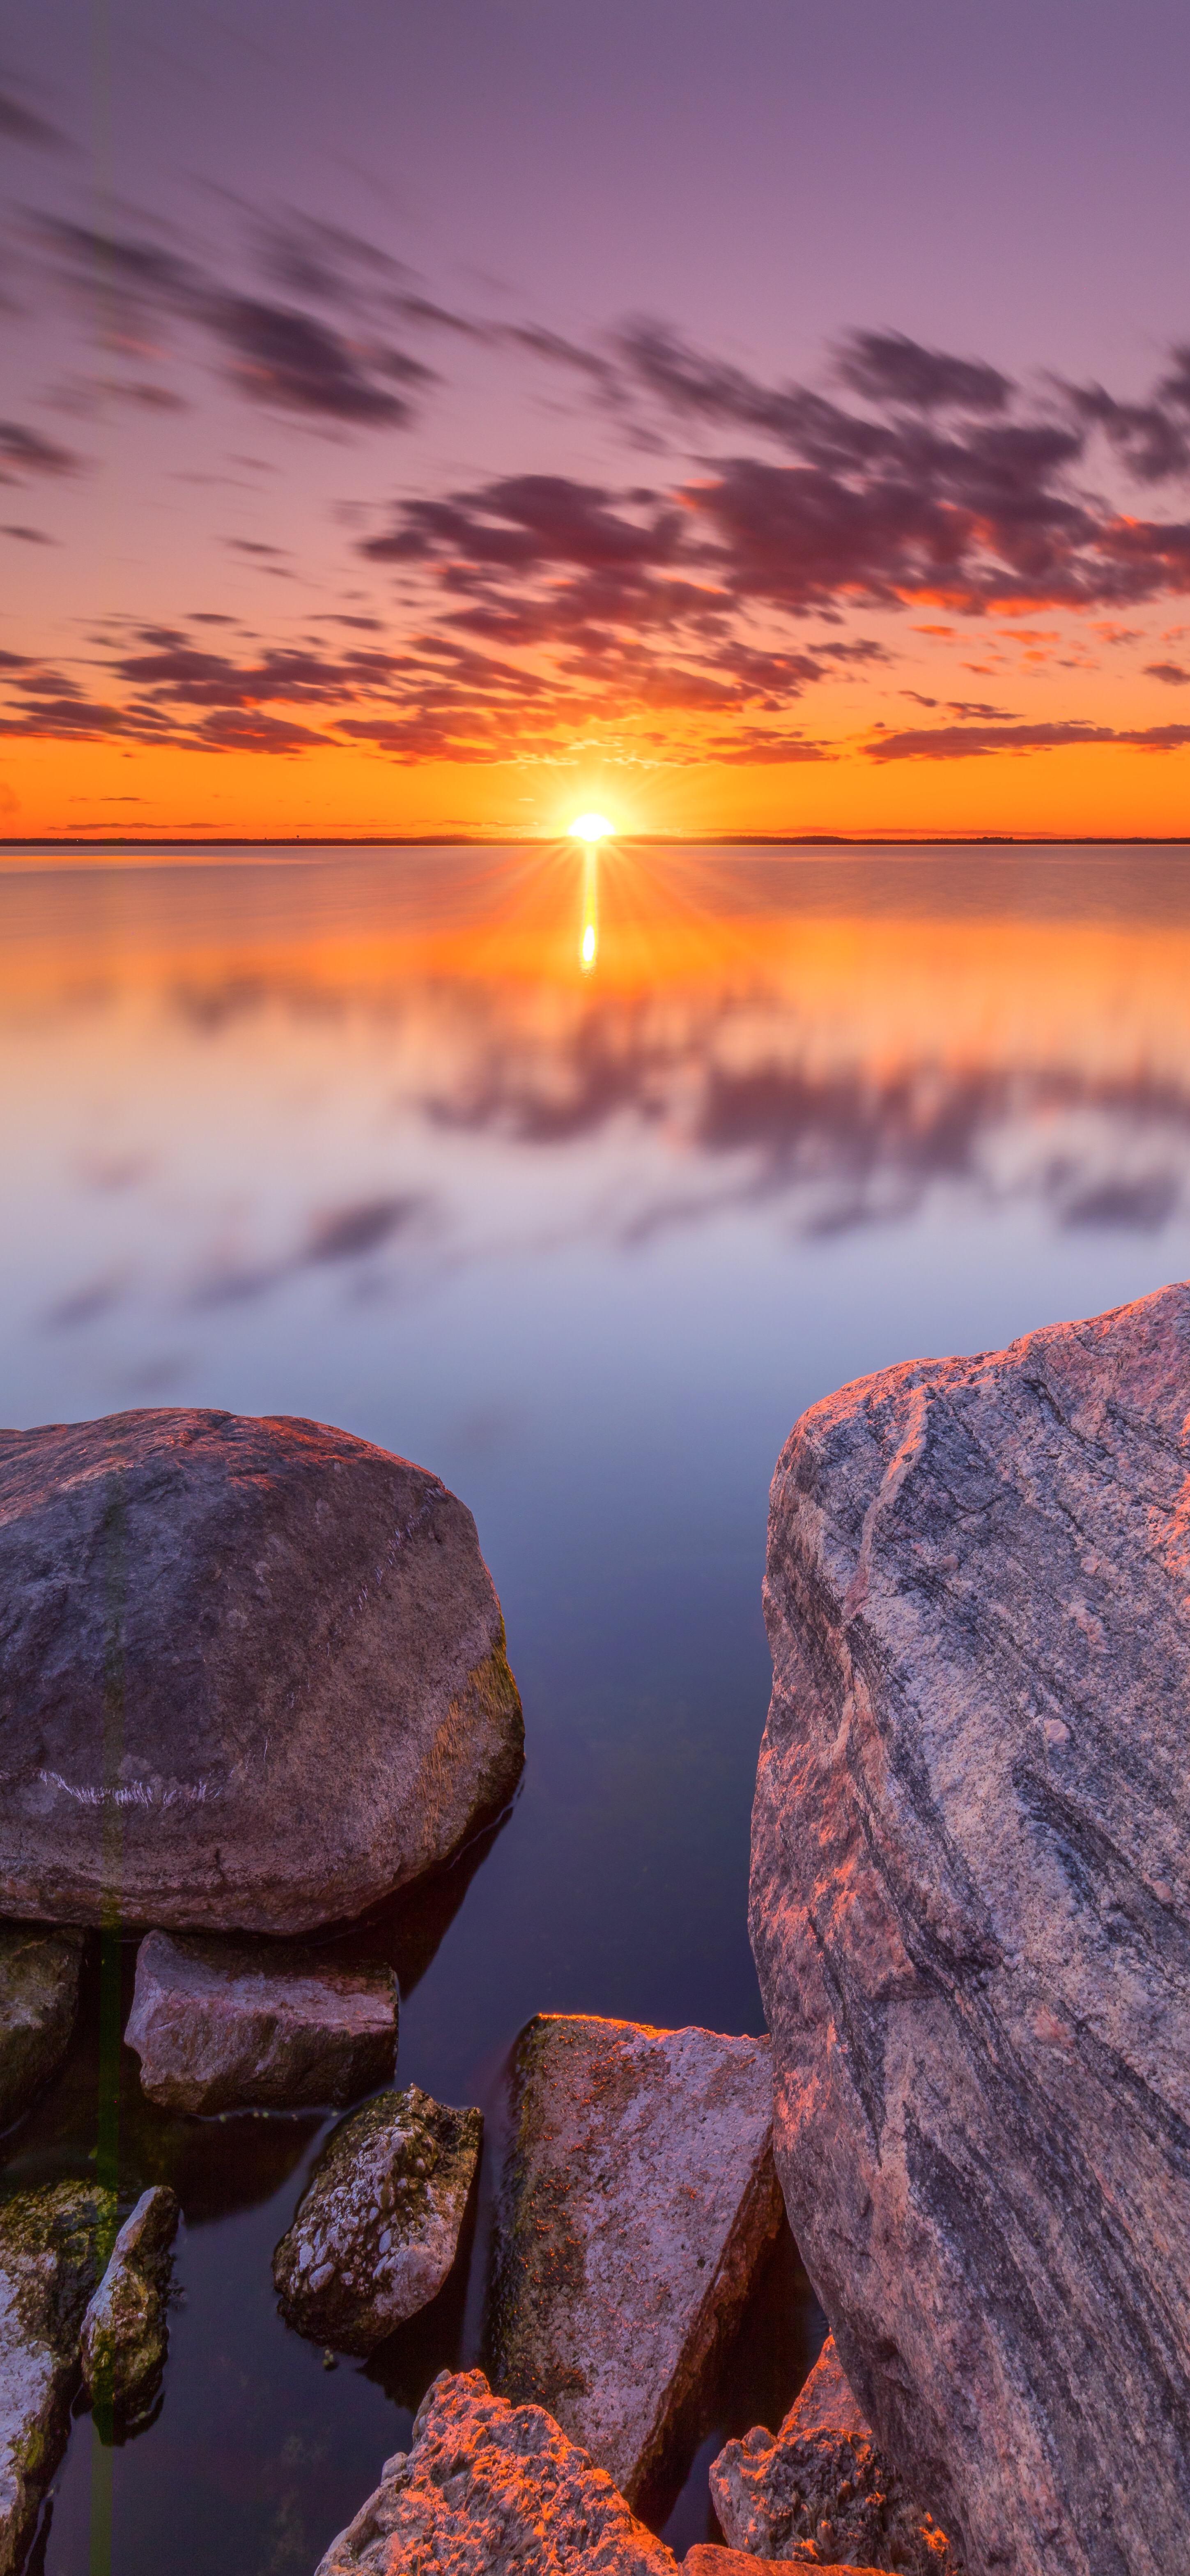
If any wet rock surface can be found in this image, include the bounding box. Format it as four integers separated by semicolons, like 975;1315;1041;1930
125;1930;397;2113
80;2183;180;2431
0;2181;114;2575
0;1926;83;2131
489;2013;781;2504
0;1407;524;1933
313;2367;676;2575
275;2084;481;2355
753;1280;1190;2576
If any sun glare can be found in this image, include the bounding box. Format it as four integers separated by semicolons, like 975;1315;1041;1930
569;812;614;842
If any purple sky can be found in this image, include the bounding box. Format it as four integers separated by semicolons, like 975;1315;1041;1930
7;0;1190;833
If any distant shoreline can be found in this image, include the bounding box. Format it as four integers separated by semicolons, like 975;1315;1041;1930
3;832;1190;854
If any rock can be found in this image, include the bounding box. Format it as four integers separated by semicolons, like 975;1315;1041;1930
313;2367;676;2575
488;2013;782;2504
0;1925;83;2129
0;1408;524;1933
710;2332;959;2571
125;1930;397;2113
80;2184;179;2430
685;2556;884;2576
710;2418;960;2572
752;1279;1190;2576
275;2085;481;2354
782;2334;870;2440
0;2182;114;2575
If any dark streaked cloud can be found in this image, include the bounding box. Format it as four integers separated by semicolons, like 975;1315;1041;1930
0;418;79;480
834;329;1013;414
866;718;1190;761
1145;660;1190;685
28;214;434;429
0;88;64;152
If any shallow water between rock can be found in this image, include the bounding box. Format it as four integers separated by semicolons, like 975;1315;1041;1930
4;838;1190;2569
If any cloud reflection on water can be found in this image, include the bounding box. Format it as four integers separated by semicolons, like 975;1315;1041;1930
3;844;1190;1389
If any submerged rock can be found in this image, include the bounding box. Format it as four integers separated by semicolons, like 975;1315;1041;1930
0;1925;83;2130
0;2182;114;2574
0;1408;524;1933
313;2367;676;2575
488;2013;781;2504
275;2085;481;2354
753;1280;1190;2576
80;2184;179;2431
125;1930;397;2113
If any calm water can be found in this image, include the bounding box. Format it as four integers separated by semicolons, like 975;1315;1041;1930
5;838;1190;2570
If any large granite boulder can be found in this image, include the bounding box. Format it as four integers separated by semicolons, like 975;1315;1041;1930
313;2368;678;2575
0;2182;115;2574
0;1926;83;2129
275;2085;481;2353
125;1931;397;2112
752;1281;1190;2576
488;2014;781;2503
0;1409;523;1932
80;2184;179;2431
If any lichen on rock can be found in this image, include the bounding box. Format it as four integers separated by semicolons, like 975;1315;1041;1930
274;2084;481;2355
0;2181;115;2575
80;2183;180;2434
488;2013;781;2504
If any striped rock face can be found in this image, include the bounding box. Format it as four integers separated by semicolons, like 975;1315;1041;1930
752;1280;1190;2576
0;1408;522;1932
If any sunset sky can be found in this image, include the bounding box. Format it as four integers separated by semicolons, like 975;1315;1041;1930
6;0;1190;840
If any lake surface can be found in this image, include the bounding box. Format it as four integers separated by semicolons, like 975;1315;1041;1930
4;837;1190;2570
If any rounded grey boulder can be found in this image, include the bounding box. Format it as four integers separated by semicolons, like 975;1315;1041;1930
0;1408;523;1932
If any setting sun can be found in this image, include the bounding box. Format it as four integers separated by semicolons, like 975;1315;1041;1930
569;813;615;842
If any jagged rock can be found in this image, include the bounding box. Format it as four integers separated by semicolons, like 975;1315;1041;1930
488;2014;781;2503
313;2367;676;2574
685;2556;884;2576
753;1280;1190;2576
125;1931;397;2113
710;2334;963;2569
80;2184;179;2430
0;2182;114;2574
781;2334;870;2440
275;2085;480;2354
0;1408;523;1932
710;2417;960;2571
0;1925;83;2129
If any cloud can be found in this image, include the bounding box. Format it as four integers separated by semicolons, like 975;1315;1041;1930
834;329;1013;414
0;88;64;151
29;216;433;429
866;718;1190;760
1145;660;1190;685
206;293;429;424
0;419;80;481
0;523;53;542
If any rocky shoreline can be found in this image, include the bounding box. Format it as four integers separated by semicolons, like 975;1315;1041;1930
0;1297;1185;2569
